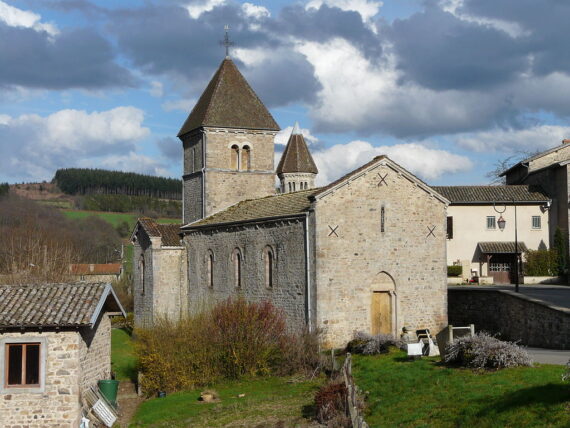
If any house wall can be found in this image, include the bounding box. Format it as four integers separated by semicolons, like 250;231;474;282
446;204;550;278
184;219;308;331
79;312;111;394
72;273;119;283
528;144;570;172
313;162;448;348
0;331;82;428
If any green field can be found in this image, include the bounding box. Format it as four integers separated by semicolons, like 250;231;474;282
352;349;569;428
62;210;179;229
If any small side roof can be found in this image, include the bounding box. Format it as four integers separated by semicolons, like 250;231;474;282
182;189;317;229
134;218;183;246
478;242;528;254
70;263;122;276
433;185;549;204
0;282;125;329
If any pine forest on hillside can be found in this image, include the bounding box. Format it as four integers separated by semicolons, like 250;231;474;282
54;168;182;200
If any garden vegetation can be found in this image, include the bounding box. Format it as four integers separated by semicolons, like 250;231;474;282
135;298;321;395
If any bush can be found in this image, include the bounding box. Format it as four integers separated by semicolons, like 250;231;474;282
445;332;532;369
447;265;462;277
314;380;349;426
525;249;558;276
346;331;404;355
135;298;321;395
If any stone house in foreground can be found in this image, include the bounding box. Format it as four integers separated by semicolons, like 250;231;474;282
134;56;450;347
0;282;125;427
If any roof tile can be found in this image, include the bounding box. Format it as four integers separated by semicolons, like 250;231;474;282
432;185;549;203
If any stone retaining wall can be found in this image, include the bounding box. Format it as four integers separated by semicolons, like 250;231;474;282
448;287;570;349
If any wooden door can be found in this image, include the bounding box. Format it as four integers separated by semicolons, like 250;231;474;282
489;254;516;284
371;291;392;335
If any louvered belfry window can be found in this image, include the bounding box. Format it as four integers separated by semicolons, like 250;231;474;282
5;343;40;387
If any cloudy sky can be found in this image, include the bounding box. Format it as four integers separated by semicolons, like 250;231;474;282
1;0;570;186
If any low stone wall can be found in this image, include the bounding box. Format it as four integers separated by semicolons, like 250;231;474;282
448;287;570;349
524;276;562;285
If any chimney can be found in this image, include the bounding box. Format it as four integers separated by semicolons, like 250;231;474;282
563;139;570;144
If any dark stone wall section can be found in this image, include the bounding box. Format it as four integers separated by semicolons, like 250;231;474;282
448;288;570;349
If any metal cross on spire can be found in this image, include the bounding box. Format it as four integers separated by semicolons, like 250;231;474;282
220;25;234;58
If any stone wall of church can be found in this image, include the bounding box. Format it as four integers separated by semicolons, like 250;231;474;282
313;161;448;348
202;128;277;217
133;231;155;328
184;218;308;331
153;246;188;321
183;173;203;224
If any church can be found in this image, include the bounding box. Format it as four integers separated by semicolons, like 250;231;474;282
132;56;449;347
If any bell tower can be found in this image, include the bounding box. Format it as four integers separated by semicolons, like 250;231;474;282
177;55;280;224
277;122;318;193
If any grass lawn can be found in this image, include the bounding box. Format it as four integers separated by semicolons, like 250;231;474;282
62;209;179;229
352;349;570;428
130;376;323;428
111;328;137;382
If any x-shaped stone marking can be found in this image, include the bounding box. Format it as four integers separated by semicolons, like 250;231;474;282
328;225;339;237
426;225;436;238
376;173;388;187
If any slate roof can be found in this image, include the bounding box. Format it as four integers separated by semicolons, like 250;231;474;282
432;185;549;204
177;58;280;136
0;282;125;329
478;242;529;254
137;218;182;246
183;189;317;228
70;263;122;276
276;126;318;174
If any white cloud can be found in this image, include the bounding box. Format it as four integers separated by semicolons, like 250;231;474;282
295;37;499;137
242;3;270;19
440;0;529;38
149;81;164;98
0;0;59;36
455;125;570;153
312;140;472;185
93;152;170;177
185;0;226;19
274;125;319;146
306;0;381;31
162;98;195;112
0;107;152;181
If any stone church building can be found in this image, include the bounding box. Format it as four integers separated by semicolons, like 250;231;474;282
132;57;449;347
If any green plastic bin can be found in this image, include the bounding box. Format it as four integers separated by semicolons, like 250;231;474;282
98;379;119;407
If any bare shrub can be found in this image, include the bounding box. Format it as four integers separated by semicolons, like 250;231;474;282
135;298;321;395
314;380;350;426
563;360;570;382
445;332;532;369
346;331;404;355
278;328;322;376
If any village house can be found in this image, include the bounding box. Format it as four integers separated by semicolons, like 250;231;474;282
69;263;123;283
0;282;125;427
434;186;551;284
133;56;450;347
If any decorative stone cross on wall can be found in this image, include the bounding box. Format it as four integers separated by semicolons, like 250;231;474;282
376;173;388;187
328;225;339;237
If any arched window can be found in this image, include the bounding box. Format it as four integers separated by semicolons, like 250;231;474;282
230;145;239;170
292;182;296;191
206;251;214;288
264;246;274;288
139;256;145;295
241;145;251;171
232;248;242;288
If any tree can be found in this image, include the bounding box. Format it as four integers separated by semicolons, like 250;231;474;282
485;150;542;184
553;227;568;277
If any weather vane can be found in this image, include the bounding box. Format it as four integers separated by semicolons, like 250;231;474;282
220;25;234;58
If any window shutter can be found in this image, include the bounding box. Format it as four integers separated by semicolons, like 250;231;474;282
447;216;453;239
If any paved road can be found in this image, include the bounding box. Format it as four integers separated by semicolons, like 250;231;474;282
526;347;570;365
457;284;570;309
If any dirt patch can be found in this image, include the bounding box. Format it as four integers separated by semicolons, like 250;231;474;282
116;380;144;427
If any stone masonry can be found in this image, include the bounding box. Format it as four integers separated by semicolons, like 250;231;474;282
313;160;449;347
185;218;308;331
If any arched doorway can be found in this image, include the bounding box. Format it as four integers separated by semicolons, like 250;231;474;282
371;272;396;335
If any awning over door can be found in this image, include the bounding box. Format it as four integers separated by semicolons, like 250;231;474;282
478;241;528;254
